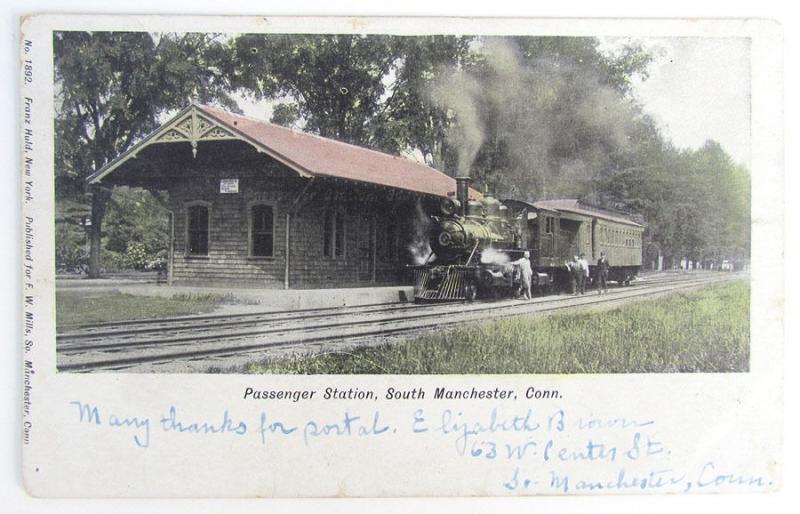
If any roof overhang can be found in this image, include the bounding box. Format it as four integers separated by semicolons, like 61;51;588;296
502;198;559;215
534;199;644;228
87;104;314;185
88;103;487;202
558;211;594;223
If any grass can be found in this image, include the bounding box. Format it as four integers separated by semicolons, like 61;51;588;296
244;281;750;374
56;290;239;329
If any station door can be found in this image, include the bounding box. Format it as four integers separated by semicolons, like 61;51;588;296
356;214;375;282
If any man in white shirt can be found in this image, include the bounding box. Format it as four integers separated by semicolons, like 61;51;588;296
578;253;590;295
512;251;533;300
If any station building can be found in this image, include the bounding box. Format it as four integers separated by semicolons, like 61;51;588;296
88;103;476;289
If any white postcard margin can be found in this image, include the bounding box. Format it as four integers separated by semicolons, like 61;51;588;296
19;14;783;498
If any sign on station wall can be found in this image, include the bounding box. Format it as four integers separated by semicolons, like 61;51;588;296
219;178;239;194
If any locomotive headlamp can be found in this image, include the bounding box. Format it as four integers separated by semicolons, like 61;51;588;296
440;197;461;216
438;232;452;246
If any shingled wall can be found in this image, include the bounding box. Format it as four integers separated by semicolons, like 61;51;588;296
165;159;416;288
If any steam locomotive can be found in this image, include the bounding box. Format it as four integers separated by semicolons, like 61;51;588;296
411;177;644;302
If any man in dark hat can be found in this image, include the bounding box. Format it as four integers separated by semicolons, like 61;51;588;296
597;250;610;294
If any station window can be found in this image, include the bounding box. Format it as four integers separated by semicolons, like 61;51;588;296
324;210;346;258
545;217;554;234
250;204;274;257
187;204;209;256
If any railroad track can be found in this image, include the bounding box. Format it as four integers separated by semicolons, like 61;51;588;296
57;272;744;372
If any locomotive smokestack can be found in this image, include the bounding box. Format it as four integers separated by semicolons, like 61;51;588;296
455;176;472;217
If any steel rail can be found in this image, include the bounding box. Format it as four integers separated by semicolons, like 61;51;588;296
58;272;706;340
57;274;743;372
58;273;722;350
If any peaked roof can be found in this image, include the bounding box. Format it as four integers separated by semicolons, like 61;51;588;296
533;199;643;227
89;103;477;200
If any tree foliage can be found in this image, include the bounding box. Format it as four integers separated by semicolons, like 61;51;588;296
371;35;473;168
601;126;750;264
102;187;170;267
232;34;400;146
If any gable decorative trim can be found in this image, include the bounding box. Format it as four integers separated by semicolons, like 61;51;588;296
87;104;314;185
154;110;238;154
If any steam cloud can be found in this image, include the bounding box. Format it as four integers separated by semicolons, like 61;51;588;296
479;247;511;266
407;201;436;265
427;38;638;200
429;71;484;175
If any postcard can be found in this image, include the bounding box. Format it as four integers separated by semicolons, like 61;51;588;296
19;14;782;497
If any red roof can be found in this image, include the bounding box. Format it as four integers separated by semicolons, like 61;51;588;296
196;105;474;199
533;199;643;227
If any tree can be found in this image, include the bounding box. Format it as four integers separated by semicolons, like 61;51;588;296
677;141;750;262
102;187;170;268
232;34;401;146
54;31;237;277
270;102;301;128
598;124;751;266
371;35;473;170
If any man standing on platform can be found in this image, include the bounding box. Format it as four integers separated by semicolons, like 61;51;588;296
512;251;533;300
597;250;610;294
566;256;580;295
578;253;589;295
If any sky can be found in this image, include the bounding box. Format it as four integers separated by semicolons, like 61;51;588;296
603;37;751;166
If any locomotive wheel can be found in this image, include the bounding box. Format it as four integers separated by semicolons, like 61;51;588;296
622;271;631;286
